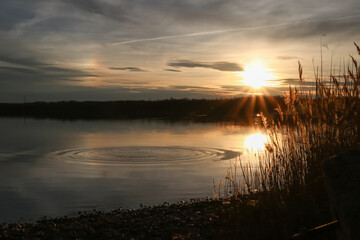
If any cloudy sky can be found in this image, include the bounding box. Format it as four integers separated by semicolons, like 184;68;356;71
1;0;359;102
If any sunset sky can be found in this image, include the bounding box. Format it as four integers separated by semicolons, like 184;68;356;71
1;0;359;102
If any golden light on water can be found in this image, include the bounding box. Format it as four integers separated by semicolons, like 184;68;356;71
245;133;268;152
241;63;276;88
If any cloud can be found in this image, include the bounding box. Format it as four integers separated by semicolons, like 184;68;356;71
266;14;360;40
1;0;359;102
0;55;100;86
0;84;230;103
165;85;232;96
103;79;149;85
61;0;130;22
278;78;300;85
276;78;322;88
220;85;251;92
169;85;213;90
0;1;37;31
109;67;147;72
0;66;39;74
165;69;181;72
0;55;48;67
168;60;243;72
277;56;299;60
220;84;287;96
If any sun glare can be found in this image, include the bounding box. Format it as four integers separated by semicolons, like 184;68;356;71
245;133;267;152
241;63;276;88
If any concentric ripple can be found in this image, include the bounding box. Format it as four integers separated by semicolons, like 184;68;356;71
49;146;239;166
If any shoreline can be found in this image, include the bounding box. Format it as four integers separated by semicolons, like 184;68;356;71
0;194;326;240
0;198;231;240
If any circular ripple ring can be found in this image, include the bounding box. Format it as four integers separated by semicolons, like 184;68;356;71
49;146;238;166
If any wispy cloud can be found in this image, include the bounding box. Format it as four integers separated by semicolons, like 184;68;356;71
168;60;243;72
277;56;299;60
109;67;147;72
169;85;213;90
107;13;360;45
108;28;242;46
0;66;39;74
164;69;181;72
62;0;130;22
0;55;48;67
0;54;99;85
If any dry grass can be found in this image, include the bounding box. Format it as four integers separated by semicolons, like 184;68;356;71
215;43;360;239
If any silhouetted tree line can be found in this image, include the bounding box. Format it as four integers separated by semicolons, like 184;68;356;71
0;96;284;123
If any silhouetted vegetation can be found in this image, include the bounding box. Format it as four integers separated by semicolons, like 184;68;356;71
215;43;360;239
0;96;283;123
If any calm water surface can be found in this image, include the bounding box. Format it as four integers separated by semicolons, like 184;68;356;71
0;118;266;223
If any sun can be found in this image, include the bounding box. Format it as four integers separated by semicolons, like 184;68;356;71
241;63;276;88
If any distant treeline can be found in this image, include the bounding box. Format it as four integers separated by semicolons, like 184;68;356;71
0;96;284;122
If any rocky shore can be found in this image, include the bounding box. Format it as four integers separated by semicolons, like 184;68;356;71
0;195;334;240
0;199;231;240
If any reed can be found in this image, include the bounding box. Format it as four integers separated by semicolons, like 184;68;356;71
216;43;360;239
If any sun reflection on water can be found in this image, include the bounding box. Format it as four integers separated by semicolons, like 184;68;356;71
244;133;268;152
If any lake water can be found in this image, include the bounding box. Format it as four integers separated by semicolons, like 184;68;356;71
0;118;266;223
